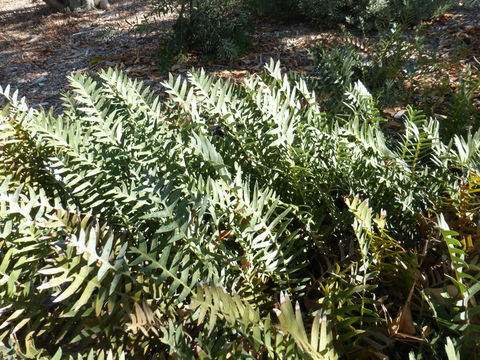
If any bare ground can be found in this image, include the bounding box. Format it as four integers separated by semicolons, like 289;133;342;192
0;0;174;110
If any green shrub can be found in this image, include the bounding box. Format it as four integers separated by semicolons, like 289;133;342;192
154;0;252;66
296;0;456;31
309;25;418;111
308;27;479;141
252;0;302;22
418;65;480;142
184;0;458;31
395;0;457;26
1;63;480;359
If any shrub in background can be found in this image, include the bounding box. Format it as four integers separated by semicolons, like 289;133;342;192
394;0;458;26
252;0;302;22
154;0;252;67
418;65;480;142
150;0;461;67
296;0;457;31
308;25;480;142
309;25;418;112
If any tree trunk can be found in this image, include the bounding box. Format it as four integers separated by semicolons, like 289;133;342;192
43;0;109;11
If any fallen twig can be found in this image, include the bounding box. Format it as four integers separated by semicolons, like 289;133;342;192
71;25;103;38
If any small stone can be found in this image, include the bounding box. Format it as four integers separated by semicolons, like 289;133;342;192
33;75;47;85
394;110;407;120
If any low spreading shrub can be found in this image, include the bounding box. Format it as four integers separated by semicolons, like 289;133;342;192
1;63;480;359
417;65;480;141
309;25;418;111
308;26;480;141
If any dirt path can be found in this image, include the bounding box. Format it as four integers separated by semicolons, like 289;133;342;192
1;0;479;113
0;0;174;110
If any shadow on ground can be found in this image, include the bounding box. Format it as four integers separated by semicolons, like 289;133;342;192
0;0;175;110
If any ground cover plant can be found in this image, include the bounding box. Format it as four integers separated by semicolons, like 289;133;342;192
307;24;480;142
1;60;480;359
308;24;416;112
